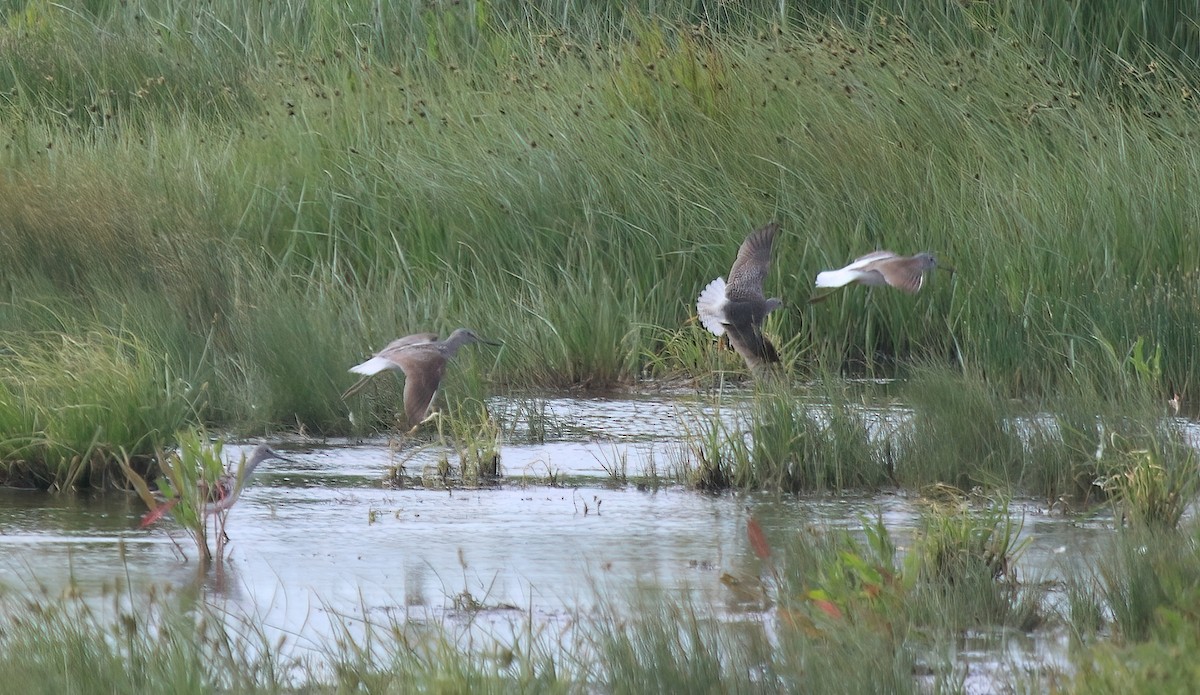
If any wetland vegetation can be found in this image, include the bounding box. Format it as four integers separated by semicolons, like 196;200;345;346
2;0;1200;691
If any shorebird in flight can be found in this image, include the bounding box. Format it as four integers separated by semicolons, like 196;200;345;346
342;328;500;431
696;222;783;373
812;251;952;302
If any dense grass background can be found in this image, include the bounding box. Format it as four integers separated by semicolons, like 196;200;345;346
1;0;1199;477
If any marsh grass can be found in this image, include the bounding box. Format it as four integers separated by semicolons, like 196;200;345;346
5;0;1200;483
1082;525;1200;644
776;501;1035;631
0;330;196;489
0;589;283;694
1096;441;1199;530
905;492;1040;630
738;503;1041;689
678;379;887;493
385;402;504;488
493;397;566;444
442;400;503;483
1070;607;1200;693
892;365;1026;490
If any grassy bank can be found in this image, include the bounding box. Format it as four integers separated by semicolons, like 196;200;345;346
2;1;1200;481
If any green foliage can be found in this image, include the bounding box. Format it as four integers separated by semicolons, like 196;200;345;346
1097;442;1199;530
904;491;1039;629
0;594;270;694
893;365;1026;490
679;379;886;493
121;429;246;564
1070;608;1200;693
3;0;1200;482
1081;525;1200;644
0;329;197;489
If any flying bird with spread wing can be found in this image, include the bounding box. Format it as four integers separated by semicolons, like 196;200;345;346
696;222;783;373
812;251;952;300
342;328;500;431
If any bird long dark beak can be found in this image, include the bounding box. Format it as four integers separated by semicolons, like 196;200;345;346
261;447;293;463
938;265;956;274
481;338;503;347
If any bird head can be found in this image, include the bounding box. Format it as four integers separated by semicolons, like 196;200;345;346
916;252;955;274
450;328;502;347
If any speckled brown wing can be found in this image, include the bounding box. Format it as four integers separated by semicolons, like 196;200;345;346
724;222;779;303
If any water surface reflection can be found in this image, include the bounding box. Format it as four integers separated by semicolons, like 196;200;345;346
0;392;1142;687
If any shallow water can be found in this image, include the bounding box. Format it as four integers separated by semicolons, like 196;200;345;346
0;390;1161;687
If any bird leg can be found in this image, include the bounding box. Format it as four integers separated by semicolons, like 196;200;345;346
406;410;444;436
340;375;374;400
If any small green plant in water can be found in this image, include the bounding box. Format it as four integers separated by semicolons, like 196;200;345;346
409;401;502;487
123;430;280;564
911;488;1026;585
1097;442;1198;530
445;401;501;482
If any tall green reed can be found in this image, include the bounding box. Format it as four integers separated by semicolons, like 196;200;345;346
0;329;197;489
3;1;1200;450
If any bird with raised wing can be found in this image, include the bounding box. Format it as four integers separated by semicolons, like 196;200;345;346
696;222;783;372
342;328;501;430
812;251;953;301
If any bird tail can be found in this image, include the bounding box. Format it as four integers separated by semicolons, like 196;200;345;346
349;356;394;376
814;269;861;288
696;277;727;336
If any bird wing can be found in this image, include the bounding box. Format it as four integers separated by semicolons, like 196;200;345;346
724;222;779;302
814;251;896;288
844;250;898;270
724;322;780;369
380;333;439;352
344;333;441;397
393;349;449;428
868;257;926;293
368;332;442;369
